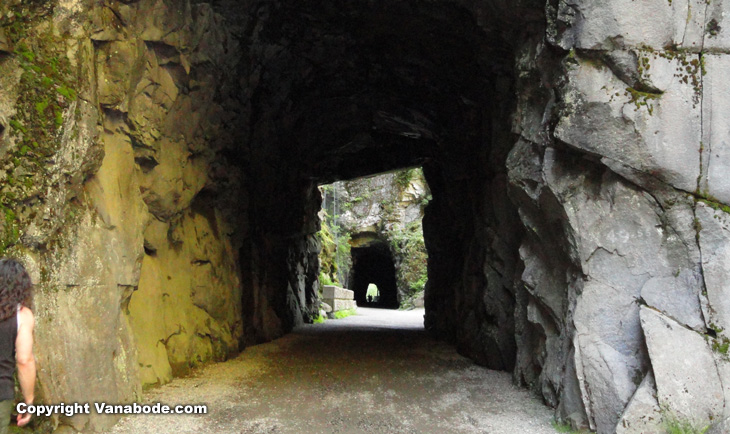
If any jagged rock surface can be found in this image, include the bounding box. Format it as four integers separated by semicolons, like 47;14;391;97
0;0;246;430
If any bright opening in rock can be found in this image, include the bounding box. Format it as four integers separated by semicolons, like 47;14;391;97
350;243;399;308
317;168;430;311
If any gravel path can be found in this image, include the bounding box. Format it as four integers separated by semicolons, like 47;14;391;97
109;308;557;434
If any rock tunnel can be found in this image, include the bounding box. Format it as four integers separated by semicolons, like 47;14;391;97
349;242;400;308
236;0;532;377
2;0;730;432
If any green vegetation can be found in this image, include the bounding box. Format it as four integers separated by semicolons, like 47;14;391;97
319;271;335;286
662;411;708;434
10;38;76;150
709;323;725;335
394;168;417;189
316;209;351;287
712;335;730;356
625;87;661;115
551;420;590;434
390;221;428;306
313;314;326;324
333;308;356;319
0;2;78;257
635;47;704;107
699;197;730;215
420;192;433;208
0;208;21;258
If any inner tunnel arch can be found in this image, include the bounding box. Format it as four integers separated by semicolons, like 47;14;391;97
349;240;399;309
239;0;544;368
229;0;586;428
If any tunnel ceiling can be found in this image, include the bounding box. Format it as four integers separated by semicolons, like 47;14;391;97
244;0;543;184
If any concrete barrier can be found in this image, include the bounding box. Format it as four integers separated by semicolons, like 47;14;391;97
322;285;357;317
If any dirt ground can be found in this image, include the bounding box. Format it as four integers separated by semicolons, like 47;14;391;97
108;308;556;434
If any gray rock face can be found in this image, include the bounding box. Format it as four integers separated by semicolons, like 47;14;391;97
640;272;705;332
705;0;730;50
641;307;723;425
554;52;702;194
615;371;662;434
540;152;689;433
553;0;707;51
508;2;730;431
701;54;730;204
697;203;730;337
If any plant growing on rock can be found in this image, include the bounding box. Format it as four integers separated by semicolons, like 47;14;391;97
551;420;590;434
661;412;709;434
394;168;417;189
0;2;79;257
316;209;351;287
389;220;428;305
333;308;356;319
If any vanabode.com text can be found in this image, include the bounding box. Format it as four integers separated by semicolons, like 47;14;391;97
16;402;208;417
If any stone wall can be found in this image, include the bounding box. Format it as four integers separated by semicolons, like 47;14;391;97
504;1;730;432
421;1;730;431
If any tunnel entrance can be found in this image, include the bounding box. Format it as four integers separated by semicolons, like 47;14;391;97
9;0;698;431
226;0;562;427
236;0;538;375
317;169;430;310
349;243;399;308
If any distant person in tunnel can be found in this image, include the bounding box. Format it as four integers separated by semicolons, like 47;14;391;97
366;283;379;305
0;259;35;432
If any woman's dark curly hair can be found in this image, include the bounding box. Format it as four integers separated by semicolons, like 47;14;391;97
0;259;33;322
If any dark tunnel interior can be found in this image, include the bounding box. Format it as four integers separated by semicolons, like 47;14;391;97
236;0;544;374
349;243;400;309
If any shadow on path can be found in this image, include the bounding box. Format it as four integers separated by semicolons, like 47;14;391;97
109;308;555;434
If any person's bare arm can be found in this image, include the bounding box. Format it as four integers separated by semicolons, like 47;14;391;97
16;307;35;427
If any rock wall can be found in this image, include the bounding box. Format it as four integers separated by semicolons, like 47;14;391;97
0;0;247;430
502;1;730;432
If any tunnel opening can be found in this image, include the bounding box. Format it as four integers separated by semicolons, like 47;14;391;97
349;243;399;308
233;0;548;378
9;0;715;431
128;0;568;427
105;0;553;404
317;168;430;310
